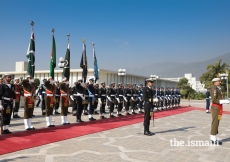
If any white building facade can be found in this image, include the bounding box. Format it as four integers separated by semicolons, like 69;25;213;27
0;62;178;87
162;73;206;92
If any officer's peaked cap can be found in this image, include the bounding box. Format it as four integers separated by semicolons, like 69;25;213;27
212;78;220;82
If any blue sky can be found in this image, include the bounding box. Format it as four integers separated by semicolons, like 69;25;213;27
0;0;230;72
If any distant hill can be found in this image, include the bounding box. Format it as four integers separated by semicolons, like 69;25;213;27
126;53;230;79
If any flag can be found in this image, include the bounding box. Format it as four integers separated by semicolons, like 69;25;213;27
63;42;70;80
50;34;56;79
93;47;99;82
80;44;88;83
26;30;35;78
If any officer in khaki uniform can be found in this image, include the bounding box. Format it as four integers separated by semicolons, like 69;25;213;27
60;77;70;125
22;75;36;130
210;78;229;145
44;77;56;127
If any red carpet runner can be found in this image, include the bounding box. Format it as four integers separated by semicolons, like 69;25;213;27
0;107;202;155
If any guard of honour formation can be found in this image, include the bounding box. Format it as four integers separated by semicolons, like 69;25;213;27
1;75;229;145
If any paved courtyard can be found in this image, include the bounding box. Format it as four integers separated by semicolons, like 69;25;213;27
1;100;230;162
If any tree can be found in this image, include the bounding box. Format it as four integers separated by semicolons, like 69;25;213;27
200;59;229;89
177;78;189;89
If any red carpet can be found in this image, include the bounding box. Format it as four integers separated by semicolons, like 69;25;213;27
0;107;202;155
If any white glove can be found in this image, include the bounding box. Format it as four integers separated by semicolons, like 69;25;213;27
98;98;102;104
70;96;74;101
209;96;211;99
116;98;120;103
131;97;134;101
107;96;112;102
220;100;230;104
153;98;158;102
138;97;141;101
123;96;127;102
0;100;3;110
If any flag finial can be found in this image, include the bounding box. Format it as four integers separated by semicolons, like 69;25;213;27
82;38;86;44
52;28;55;35
30;21;34;31
91;42;95;47
67;33;70;43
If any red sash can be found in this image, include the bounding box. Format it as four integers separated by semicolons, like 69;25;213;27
46;89;55;107
24;90;34;108
61;90;68;107
15;84;20;102
212;103;223;120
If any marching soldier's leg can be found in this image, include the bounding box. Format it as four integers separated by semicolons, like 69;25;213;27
110;100;115;118
76;97;84;122
83;101;88;115
72;98;77;116
60;98;65;125
42;94;46;115
54;96;60;114
64;97;70;124
23;98;31;131
131;100;136;114
125;100;130;115
13;99;21;118
28;101;35;130
2;100;13;134
94;99;99;114
88;98;96;121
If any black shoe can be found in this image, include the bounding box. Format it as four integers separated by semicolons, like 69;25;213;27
211;140;222;145
32;115;35;117
2;130;9;134
148;131;155;135
13;114;21;118
89;117;96;121
144;131;152;136
51;125;55;127
62;123;67;125
77;119;84;122
6;129;12;134
55;111;60;115
31;127;36;130
42;112;46;116
66;122;70;125
48;125;52;127
68;111;71;114
26;128;32;131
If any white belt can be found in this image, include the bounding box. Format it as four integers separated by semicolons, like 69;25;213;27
127;94;131;96
42;92;46;93
3;97;13;101
95;94;98;96
133;94;138;96
61;94;67;96
110;95;115;96
47;94;54;97
140;94;143;96
24;94;32;97
119;95;123;96
89;95;94;97
101;94;106;96
15;92;20;94
55;95;60;96
84;95;89;97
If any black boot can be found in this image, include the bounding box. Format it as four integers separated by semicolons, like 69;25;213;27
147;125;155;135
144;125;152;136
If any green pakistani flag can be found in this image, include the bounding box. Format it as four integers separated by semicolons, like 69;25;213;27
50;35;56;79
63;42;70;80
26;31;35;78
